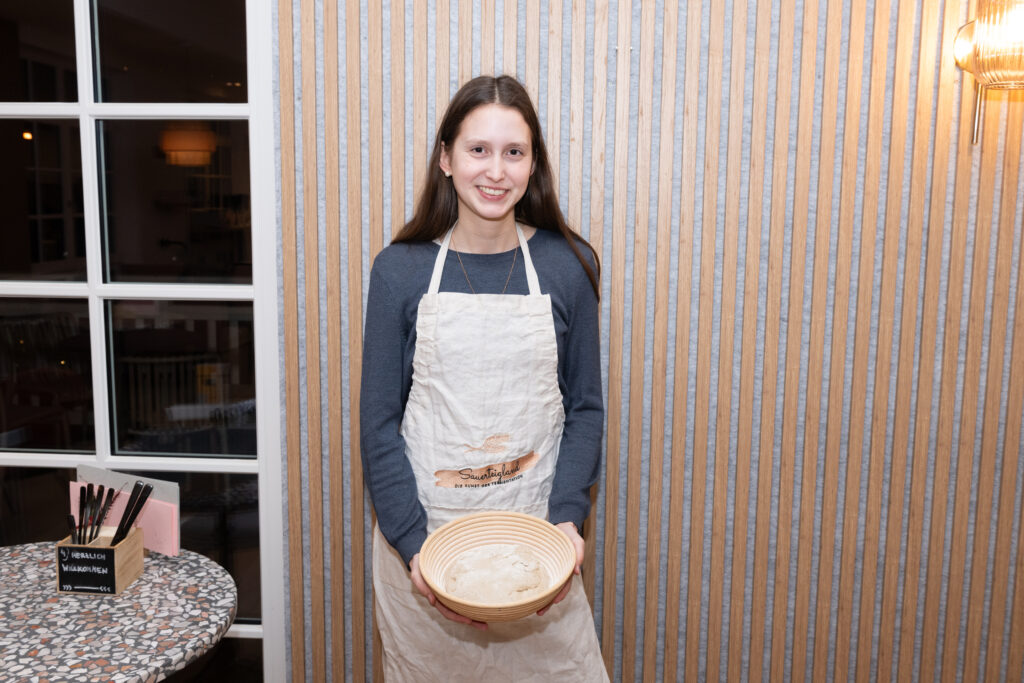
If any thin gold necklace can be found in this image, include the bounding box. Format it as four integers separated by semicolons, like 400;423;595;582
451;230;518;294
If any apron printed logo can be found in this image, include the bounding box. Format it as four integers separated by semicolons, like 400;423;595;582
434;450;540;488
460;433;510;453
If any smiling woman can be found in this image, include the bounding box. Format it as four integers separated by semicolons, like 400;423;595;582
360;75;608;682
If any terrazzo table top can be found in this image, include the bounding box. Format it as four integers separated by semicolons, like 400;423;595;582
0;543;236;682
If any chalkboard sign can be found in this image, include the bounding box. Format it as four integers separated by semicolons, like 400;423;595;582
55;527;143;595
56;545;116;594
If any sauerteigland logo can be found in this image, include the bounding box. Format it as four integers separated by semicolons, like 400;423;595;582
434;450;540;488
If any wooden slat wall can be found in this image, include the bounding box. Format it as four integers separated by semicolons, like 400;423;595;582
276;0;1024;680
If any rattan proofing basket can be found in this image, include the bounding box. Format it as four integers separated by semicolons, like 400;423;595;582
418;510;576;622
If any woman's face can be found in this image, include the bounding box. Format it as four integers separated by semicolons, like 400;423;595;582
440;103;534;229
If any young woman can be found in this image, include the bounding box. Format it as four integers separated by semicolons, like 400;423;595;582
360;75;608;681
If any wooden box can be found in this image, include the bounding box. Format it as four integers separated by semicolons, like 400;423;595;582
56;526;144;595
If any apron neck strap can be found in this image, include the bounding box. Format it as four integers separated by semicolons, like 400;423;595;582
428;224;541;295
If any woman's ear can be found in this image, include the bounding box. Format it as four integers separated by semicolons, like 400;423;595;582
439;143;452;177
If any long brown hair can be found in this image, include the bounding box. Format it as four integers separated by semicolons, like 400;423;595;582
393;75;600;298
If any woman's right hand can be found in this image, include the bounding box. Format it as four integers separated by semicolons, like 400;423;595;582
409;553;488;631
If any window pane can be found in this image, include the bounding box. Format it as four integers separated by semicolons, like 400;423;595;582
93;0;246;103
0;120;86;281
108;300;255;457
0;1;77;102
0;467;261;621
98;120;252;284
0;467;76;543
0;298;93;452
126;471;261;621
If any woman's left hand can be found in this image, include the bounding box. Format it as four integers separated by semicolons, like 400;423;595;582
537;521;584;616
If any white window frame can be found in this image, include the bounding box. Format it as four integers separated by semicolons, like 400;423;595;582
0;1;285;679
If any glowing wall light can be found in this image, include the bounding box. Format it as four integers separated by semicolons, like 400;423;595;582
954;0;1024;142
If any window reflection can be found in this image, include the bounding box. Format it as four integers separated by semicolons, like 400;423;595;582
0;299;93;452
98;120;251;284
126;471;261;621
0;120;86;281
93;0;246;103
0;2;77;102
108;300;255;457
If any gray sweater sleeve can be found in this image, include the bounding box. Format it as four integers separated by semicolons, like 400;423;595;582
360;232;603;567
545;252;603;532
359;260;428;567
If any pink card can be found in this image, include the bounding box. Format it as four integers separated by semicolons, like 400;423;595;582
70;482;180;556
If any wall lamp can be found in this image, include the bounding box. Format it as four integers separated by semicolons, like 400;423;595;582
954;0;1024;143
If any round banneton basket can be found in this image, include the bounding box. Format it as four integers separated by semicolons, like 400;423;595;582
419;510;576;622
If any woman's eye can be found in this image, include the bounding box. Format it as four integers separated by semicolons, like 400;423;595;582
507;149;524;157
470;146;486;154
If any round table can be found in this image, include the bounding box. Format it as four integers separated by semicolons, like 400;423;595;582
0;543;237;682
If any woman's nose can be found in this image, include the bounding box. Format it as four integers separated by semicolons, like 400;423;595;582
485;157;505;181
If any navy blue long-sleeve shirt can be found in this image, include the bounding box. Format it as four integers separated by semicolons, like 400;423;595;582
359;228;604;566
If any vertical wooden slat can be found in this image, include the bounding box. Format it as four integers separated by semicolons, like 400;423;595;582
300;0;326;677
391;1;405;238
369;1;384;260
413;1;427;202
965;93;1020;680
874;0;942;678
623;2;655;679
688;0;725;676
545;0;561;191
525;0;540;105
586;1;608;254
1004;125;1024;672
747;0;795;673
706;0;745;672
983;95;1024;683
503;0;517;77
729;0;772;676
854;3;917;680
345;0;366;678
458;0;472;85
813;0;868;678
601;0;632;675
833;0;891;673
664;1;703;677
897;3;962;678
279;0;305;677
481;0;494;76
791;0;841;675
437;0;450;118
770;0;821;676
567;0;585;232
324;0;346;679
939;93;1002;681
583;0;608;607
643;1;679;679
918;42;988;682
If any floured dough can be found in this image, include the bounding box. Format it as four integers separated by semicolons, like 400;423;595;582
444;543;550;604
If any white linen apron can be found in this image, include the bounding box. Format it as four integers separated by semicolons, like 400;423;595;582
373;225;609;682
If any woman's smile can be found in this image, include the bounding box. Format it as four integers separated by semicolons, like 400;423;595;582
477;185;510;198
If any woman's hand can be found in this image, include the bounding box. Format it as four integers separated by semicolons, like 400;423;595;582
537;521;584;616
409;553;488;630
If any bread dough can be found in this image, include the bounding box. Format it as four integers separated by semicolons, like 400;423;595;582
444;543;550;604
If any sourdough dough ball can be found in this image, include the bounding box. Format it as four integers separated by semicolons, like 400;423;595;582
444;543;550;604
